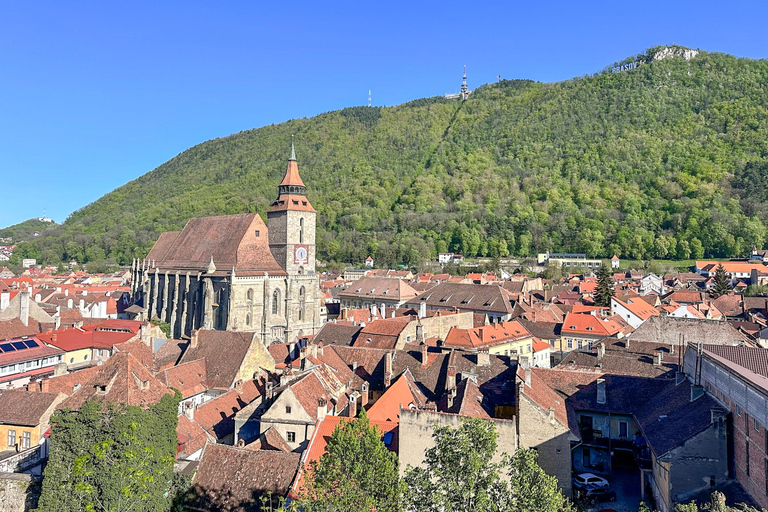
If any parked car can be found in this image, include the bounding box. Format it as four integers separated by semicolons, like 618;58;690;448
584;486;617;504
573;472;609;490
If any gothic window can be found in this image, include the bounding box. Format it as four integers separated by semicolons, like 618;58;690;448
246;313;251;326
247;288;254;301
299;218;304;244
298;286;306;321
273;289;281;315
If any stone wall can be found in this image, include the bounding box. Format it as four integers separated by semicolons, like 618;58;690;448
0;473;41;512
517;393;573;496
398;409;517;475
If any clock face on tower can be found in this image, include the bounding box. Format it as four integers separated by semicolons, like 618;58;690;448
294;245;308;265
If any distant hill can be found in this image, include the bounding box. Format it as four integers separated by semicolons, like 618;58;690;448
0;218;58;243
14;46;768;267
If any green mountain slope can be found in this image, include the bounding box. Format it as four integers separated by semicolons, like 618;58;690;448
14;46;768;267
0;218;58;243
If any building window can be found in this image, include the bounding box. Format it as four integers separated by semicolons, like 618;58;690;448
736;405;742;417
22;431;30;450
285;405;292;414
246;313;251;326
619;421;628;439
298;287;306;321
247;288;254;301
287;431;296;443
747;441;751;476
254;230;260;237
70;357;74;364
577;340;583;350
7;429;15;447
272;289;280;315
566;339;573;349
299;218;304;244
755;418;760;432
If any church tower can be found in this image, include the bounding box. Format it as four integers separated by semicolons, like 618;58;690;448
267;140;316;275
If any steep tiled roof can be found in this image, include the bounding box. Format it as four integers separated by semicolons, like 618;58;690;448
159;359;208;397
635;379;723;456
559;339;678;378
338;277;420;302
517;319;562;341
712;293;744;317
353;317;412;350
663;291;707;304
331;346;390;392
245;426;292;452
36;366;100;396
178;330;257;390
440;378;493;419
561;312;623;337
702;344;768;381
38;324;138;351
177;414;212;458
367;370;427;422
313;322;362;347
290;372;335;421
194;380;262;439
405;283;513;314
190;444;300;511
147;214;284;275
442;320;531;350
0;389;62;426
613;297;660;321
153;339;188;371
0;318;52;340
60;352;172;410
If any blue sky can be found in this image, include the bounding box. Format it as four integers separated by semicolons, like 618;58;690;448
1;1;767;227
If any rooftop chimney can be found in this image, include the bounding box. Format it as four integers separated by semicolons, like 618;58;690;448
654;352;663;366
421;344;428;368
384;352;393;388
184;402;194;421
380;303;386;319
597;378;606;404
361;382;369;407
416;324;425;345
348;393;358;418
190;329;199;349
447;365;457;391
548;407;555;422
318;397;328;421
520;356;531;387
19;288;30;327
266;381;274;400
597;343;605;360
477;350;490;367
419;301;427;319
308;342;318;359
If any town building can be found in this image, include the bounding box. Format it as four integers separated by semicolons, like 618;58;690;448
131;144;322;343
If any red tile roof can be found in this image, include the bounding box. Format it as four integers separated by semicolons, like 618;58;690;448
562;312;623;337
443;320;532;350
367;370;426;423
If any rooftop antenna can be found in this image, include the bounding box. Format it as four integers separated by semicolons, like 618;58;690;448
368;89;371;107
290;134;296;160
461;65;468;100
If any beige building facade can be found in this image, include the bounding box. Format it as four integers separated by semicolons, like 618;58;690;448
131;144;322;344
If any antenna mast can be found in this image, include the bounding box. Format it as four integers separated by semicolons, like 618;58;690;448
368;89;371;107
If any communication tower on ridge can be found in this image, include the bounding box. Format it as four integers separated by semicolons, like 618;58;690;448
368;89;371;107
445;65;472;100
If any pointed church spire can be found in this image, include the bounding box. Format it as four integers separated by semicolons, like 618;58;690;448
278;136;306;189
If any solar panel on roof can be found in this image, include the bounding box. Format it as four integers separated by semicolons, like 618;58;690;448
11;341;27;350
0;343;14;352
23;339;39;348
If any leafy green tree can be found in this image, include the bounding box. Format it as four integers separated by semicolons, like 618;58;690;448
745;284;768;297
593;263;614;307
713;264;732;297
296;409;402;512
37;392;181;512
403;418;572;512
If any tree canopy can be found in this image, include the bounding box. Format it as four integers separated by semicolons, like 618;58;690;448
12;47;768;268
403;417;573;512
37;392;182;512
295;410;402;512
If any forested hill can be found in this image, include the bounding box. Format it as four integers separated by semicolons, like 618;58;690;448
0;218;58;243
13;46;768;268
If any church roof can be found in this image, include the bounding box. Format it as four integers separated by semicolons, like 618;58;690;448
146;213;285;275
267;194;315;213
279;150;305;188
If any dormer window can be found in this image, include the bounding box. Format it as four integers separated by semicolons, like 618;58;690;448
95;385;107;394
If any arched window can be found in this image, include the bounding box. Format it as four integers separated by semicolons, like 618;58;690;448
246;313;251;326
299;218;304;244
298;286;306;321
246;288;253;301
272;289;280;315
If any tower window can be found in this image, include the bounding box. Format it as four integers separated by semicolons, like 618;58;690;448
246;313;251;326
273;289;281;315
247;288;254;301
299;218;304;244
